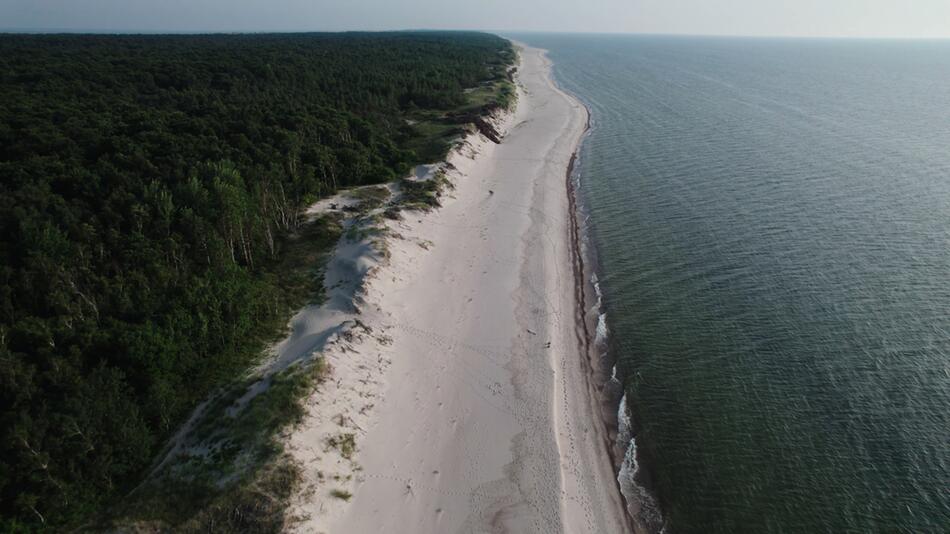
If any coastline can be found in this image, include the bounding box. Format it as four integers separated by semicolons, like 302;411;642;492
283;44;630;532
564;101;630;521
561;81;659;534
554;57;642;534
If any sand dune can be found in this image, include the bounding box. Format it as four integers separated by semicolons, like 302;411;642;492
284;44;630;534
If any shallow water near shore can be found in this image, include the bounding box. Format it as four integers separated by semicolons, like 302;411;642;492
511;33;950;532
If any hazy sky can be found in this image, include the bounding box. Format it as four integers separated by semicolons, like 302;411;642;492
2;0;950;38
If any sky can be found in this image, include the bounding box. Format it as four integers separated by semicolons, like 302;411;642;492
2;0;950;38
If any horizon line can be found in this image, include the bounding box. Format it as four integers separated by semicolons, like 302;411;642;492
2;27;950;41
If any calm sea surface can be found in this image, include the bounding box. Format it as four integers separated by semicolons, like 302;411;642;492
512;34;950;533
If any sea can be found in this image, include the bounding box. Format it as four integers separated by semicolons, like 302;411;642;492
511;33;950;533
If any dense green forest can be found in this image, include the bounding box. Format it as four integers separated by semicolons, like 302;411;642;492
0;31;514;530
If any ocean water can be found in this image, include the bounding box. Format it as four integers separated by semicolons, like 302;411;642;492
512;34;950;532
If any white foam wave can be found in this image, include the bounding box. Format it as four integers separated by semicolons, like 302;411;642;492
617;393;632;446
610;364;621;386
616;394;665;532
595;311;608;344
591;272;602;300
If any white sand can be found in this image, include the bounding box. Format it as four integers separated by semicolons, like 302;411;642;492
284;45;630;533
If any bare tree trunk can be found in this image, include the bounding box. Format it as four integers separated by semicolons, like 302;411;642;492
264;223;275;258
239;223;253;268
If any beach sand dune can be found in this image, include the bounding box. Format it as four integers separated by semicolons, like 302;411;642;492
286;44;629;534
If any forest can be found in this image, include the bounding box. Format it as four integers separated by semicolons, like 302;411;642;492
0;31;514;530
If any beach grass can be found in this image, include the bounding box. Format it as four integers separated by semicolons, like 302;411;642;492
330;489;353;501
107;359;327;530
397;171;452;211
465;79;517;111
405;74;515;163
278;214;344;306
404;120;467;163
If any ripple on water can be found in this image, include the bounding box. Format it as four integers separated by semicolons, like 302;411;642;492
516;33;950;533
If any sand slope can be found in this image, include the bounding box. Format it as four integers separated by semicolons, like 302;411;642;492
285;45;629;534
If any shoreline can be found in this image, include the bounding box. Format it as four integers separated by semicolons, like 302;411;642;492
564;102;627;511
562;77;640;532
283;44;630;532
558;60;651;534
563;83;665;534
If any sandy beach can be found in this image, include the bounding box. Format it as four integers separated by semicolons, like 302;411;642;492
283;44;630;533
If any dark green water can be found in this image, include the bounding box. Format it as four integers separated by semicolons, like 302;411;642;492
512;34;950;533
